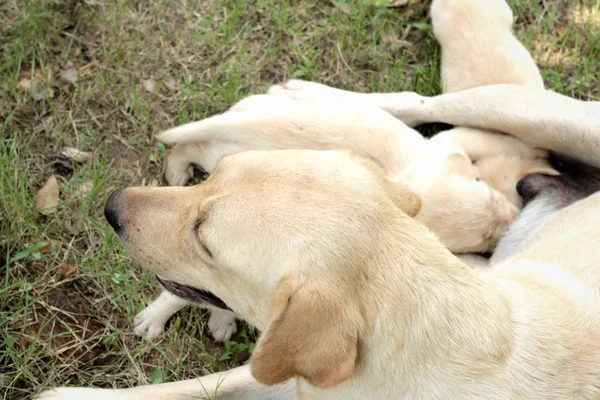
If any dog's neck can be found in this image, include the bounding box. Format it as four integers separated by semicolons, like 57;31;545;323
303;214;513;398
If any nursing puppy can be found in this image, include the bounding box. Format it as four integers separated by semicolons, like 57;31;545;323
157;95;516;255
269;0;552;206
37;149;600;400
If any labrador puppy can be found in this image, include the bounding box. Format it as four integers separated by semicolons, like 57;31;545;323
157;95;516;254
37;149;600;400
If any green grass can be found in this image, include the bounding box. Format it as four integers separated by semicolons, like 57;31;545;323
1;0;599;398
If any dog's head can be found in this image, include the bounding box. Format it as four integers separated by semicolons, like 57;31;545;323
105;149;421;388
411;153;519;254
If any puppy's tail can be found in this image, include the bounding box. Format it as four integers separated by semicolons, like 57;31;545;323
156;114;248;145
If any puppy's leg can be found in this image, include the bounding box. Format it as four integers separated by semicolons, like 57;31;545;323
431;0;544;92
164;144;198;186
133;289;189;339
430;127;548;161
36;365;296;400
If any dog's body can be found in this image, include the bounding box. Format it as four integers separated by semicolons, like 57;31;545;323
158;94;517;255
38;149;600;400
36;0;600;398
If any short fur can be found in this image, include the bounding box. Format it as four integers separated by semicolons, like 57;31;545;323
38;150;600;400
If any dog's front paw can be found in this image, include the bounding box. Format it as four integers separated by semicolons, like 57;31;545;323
35;388;121;400
207;310;237;342
133;307;168;340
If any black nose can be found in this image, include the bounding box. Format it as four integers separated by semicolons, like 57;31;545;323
105;190;124;233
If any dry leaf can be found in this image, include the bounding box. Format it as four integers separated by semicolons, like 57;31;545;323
17;78;32;90
165;78;178;91
61;148;92;163
58;262;78;277
35;176;60;215
554;22;567;36
39;240;62;255
30;84;54;101
143;79;156;93
58;67;79;86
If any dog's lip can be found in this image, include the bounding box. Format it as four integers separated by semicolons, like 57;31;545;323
155;275;232;311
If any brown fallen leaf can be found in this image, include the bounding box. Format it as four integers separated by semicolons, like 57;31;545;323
39;240;62;255
58;67;78;86
17;78;32;90
35;176;60;215
58;262;78;277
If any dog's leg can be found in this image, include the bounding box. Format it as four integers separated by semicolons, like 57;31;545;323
268;80;426;122
387;85;600;167
431;0;543;92
207;307;238;342
430;127;548;161
164;144;198;186
133;289;190;339
36;365;296;400
134;291;238;342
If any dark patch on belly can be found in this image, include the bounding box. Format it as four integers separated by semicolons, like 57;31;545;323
156;276;231;311
517;152;600;208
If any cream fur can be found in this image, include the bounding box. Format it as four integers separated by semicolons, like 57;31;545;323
38;150;600;400
157;95;517;254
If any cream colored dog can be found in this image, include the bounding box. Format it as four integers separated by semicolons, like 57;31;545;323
137;96;516;343
37;149;600;400
157;96;516;254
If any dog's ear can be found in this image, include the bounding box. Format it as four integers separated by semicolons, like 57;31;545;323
251;288;358;388
521;161;560;178
445;153;476;177
383;178;422;217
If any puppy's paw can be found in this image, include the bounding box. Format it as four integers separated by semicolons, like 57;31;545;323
164;163;193;186
35;388;121;400
133;307;168;340
207;310;237;342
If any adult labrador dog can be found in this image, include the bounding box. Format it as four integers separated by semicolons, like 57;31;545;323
37;148;600;400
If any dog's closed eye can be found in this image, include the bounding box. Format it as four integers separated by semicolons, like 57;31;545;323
193;218;203;235
193;218;213;258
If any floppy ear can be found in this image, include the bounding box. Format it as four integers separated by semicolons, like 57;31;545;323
251;288;359;388
521;162;560;178
383;178;422;217
445;153;475;177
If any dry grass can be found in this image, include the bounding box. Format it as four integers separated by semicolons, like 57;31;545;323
1;0;599;399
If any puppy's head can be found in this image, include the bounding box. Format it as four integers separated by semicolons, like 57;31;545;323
415;153;518;253
105;149;421;388
476;155;559;207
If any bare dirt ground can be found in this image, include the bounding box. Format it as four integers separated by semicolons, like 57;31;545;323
1;0;598;399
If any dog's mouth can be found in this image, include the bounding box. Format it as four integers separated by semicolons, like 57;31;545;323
156;276;231;311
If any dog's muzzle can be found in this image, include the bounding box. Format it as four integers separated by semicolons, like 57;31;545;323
156;276;231;311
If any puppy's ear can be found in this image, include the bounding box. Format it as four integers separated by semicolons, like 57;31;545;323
383;178;422;217
445;153;476;177
251;288;358;388
522;161;560;178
